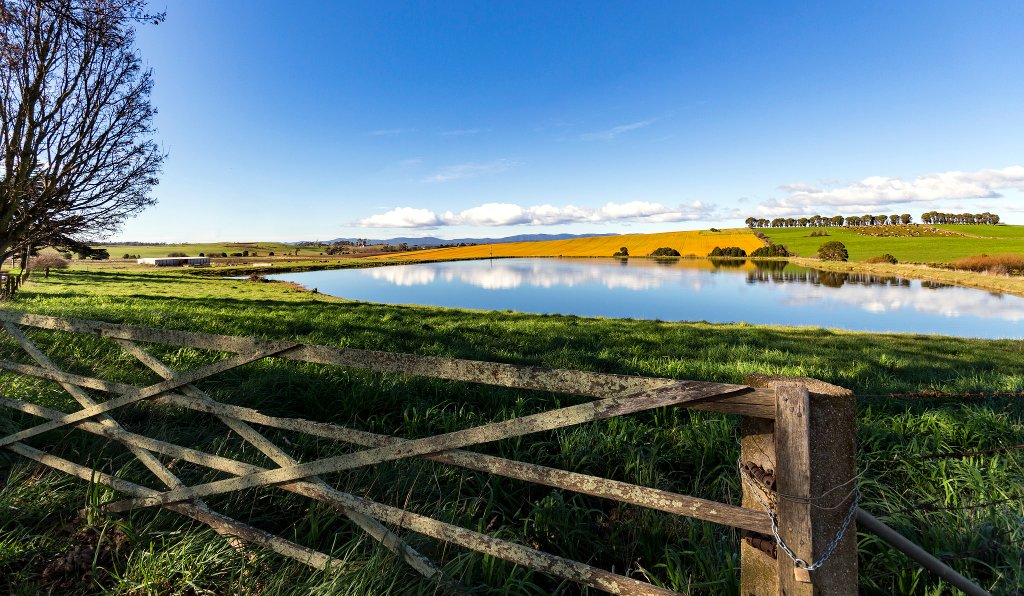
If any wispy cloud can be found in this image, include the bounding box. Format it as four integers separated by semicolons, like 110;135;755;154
358;200;714;229
423;159;519;183
753;166;1024;216
368;128;415;137
581;119;656;141
440;128;492;137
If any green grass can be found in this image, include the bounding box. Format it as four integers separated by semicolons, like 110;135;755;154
935;224;1024;239
93;242;299;258
0;268;1022;594
762;225;1024;263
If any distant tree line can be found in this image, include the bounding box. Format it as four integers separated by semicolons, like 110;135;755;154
745;214;912;228
920;211;1000;225
745;211;1001;228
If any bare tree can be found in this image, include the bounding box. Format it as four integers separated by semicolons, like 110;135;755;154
28;251;66;276
0;0;163;291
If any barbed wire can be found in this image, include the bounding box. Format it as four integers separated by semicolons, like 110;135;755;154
891;495;1024;515
914;443;1024;460
858;390;1024;400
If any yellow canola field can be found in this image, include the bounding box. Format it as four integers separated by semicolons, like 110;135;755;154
373;230;765;260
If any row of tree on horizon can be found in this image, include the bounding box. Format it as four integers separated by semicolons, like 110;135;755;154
744;211;1001;228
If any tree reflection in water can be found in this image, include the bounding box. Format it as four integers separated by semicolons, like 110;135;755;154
709;258;747;269
747;262;911;289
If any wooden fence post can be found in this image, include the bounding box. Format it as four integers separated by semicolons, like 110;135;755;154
740;375;858;595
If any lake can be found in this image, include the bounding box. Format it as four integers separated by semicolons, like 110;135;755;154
267;258;1024;339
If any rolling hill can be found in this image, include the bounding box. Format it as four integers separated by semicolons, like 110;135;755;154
372;229;765;260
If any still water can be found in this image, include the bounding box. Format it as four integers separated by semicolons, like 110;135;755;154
268;258;1024;339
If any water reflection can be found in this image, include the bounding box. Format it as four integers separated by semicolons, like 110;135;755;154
268;258;1024;338
709;258;747;269
746;266;911;289
368;259;680;291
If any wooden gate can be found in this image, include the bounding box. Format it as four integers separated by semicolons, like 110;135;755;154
0;311;986;594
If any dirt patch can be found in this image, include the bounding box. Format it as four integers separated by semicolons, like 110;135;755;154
37;513;130;591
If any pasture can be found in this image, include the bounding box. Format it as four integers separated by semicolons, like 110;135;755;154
373;230;765;261
93;242;299;258
0;268;1021;594
762;224;1024;263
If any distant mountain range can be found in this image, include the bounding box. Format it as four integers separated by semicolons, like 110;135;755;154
295;233;618;246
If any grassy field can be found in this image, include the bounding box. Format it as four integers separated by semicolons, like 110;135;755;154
761;225;1024;263
0;268;1021;594
92;242;299;258
373;230;765;261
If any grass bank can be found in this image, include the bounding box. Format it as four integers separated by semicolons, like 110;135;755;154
788;257;1024;298
0;269;1021;594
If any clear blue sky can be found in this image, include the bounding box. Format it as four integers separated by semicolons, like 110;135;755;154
119;1;1024;242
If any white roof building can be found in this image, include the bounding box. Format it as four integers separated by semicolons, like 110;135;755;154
137;257;211;267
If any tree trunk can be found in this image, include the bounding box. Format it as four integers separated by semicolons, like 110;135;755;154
18;249;30;283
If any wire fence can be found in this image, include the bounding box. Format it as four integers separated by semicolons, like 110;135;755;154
861;390;1024;400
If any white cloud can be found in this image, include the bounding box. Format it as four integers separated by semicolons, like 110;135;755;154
756;166;1024;216
581;119;656;141
359;207;442;228
357;200;715;229
423;159;518;183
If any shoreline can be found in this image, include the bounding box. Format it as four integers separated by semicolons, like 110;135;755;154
55;253;1024;299
788;257;1024;298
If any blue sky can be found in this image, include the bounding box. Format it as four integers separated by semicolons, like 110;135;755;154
119;1;1024;242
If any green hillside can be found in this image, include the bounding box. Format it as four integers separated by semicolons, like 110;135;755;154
761;225;1024;263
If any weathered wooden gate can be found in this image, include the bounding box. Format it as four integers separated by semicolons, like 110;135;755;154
0;311;981;594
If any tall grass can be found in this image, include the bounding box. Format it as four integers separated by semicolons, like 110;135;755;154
0;269;1021;593
948;254;1024;276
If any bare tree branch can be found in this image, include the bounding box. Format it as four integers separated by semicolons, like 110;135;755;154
0;0;163;284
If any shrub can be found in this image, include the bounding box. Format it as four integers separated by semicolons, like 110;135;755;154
949;254;1024;275
612;247;629;257
708;246;747;257
865;254;898;264
167;251;188;257
750;244;790;258
808;230;829;237
28;254;68;278
268;252;275;256
121;253;140;259
649;247;681;257
230;252;244;257
817;241;849;262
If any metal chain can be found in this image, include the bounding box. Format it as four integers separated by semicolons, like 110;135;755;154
739;459;860;571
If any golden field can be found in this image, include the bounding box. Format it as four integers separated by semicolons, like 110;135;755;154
374;229;765;260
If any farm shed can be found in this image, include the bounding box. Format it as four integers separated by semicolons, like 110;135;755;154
137;257;211;267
